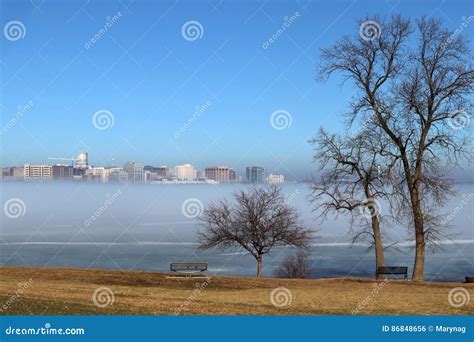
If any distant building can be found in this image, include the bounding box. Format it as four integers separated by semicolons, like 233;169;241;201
85;167;110;183
175;164;197;181
267;173;284;184
24;164;52;181
2;167;23;181
246;166;265;183
205;166;233;182
108;168;128;182
74;151;88;169
73;167;85;181
52;165;73;181
144;165;169;179
123;162;144;182
229;169;236;181
196;171;206;181
144;171;157;182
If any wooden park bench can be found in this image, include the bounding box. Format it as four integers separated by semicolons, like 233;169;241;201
169;262;208;278
376;266;408;280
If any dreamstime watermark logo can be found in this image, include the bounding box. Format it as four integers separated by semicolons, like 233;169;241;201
174;100;212;139
359;20;381;42
84;189;122;227
270;109;292;130
447;110;470;130
440;193;474;227
0;100;34;136
92;287;115;308
84;12;122;49
181;20;204;41
3;198;26;219
0;278;34;313
3;20;26;41
352;279;388;314
181;198;203;219
92;109;115;130
4;323;85;336
448;287;470;308
173;279;211;315
262;11;300;49
358;198;381;219
284;189;300;206
349;112;376;139
270;287;292;308
442;16;474;49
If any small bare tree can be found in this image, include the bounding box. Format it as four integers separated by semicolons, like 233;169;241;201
310;127;392;277
319;15;473;280
198;186;313;277
274;250;311;279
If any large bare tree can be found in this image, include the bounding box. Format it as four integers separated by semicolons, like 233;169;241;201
319;15;473;280
310;127;392;277
198;186;313;277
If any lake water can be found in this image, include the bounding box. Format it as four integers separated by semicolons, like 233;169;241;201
1;182;473;281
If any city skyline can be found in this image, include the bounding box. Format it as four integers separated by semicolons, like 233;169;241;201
1;1;473;181
2;150;290;183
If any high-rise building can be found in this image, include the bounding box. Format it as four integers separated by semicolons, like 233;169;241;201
74;151;88;169
267;173;284;184
123;162;144;182
205;166;233;182
52;165;73;181
144;165;169;178
85;167;110;183
108;169;128;182
175;164;197;181
246;166;265;183
229;169;236;181
24;164;52;181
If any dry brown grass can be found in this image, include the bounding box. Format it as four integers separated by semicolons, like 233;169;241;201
0;267;472;315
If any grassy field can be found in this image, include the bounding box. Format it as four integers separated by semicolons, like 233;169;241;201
0;267;472;315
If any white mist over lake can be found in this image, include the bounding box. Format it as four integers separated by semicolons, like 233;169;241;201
1;182;473;280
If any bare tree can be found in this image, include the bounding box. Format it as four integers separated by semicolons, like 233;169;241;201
319;15;473;280
310;127;392;277
198;186;313;277
274;250;311;279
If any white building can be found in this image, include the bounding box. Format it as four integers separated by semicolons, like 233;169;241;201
74;151;88;169
24;164;52;181
175;164;197;181
123;162;144;182
266;173;284;184
85;167;109;183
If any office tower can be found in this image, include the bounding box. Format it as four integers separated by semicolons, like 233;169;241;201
144;165;169;178
229;169;236;181
175;164;197;181
123;162;144;182
108;169;128;182
52;165;73;181
205;166;233;182
246;166;266;183
85;167;110;183
24;164;52;181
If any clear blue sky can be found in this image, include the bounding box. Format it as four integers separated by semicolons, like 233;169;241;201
1;0;473;179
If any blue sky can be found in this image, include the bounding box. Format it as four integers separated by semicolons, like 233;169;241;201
1;0;473;179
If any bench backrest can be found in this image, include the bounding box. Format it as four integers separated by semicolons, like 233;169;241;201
377;266;408;274
170;262;208;272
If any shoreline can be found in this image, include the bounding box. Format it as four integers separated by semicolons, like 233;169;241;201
0;266;472;315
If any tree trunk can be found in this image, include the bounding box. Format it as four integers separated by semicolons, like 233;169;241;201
372;215;385;279
256;255;263;277
410;188;425;281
